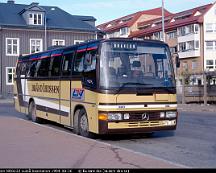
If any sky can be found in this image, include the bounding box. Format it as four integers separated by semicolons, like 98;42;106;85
2;0;215;25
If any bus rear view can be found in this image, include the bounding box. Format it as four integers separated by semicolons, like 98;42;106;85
98;39;178;134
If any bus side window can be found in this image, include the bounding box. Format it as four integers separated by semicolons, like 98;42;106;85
74;51;86;73
27;61;38;78
16;63;22;77
84;49;97;72
62;53;74;76
21;62;27;77
73;50;86;74
25;62;32;77
16;62;26;78
37;57;51;77
50;55;62;77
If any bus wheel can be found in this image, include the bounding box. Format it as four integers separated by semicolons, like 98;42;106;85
28;101;41;123
73;109;80;135
78;109;92;138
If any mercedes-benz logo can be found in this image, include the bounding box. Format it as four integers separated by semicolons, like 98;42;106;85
142;113;149;121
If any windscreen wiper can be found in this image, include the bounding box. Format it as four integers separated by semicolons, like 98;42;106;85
156;87;176;94
114;82;151;95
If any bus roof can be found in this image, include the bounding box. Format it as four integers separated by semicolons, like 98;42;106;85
18;38;168;61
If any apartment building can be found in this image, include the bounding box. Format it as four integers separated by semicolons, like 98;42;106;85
129;2;216;85
0;0;98;98
97;7;172;38
98;2;216;86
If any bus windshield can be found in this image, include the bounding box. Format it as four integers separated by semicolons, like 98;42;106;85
99;41;175;90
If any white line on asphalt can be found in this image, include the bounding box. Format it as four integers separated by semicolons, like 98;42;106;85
17;118;187;168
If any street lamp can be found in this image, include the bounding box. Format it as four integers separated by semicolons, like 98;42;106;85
162;0;165;42
44;12;47;51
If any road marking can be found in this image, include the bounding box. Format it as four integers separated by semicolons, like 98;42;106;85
17;118;187;168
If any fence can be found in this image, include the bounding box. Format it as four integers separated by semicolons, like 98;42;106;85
177;71;216;105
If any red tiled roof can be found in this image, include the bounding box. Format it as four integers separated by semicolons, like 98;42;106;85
97;7;172;33
129;3;213;38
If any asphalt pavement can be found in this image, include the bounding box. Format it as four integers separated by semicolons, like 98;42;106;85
0;103;183;168
1;99;216;168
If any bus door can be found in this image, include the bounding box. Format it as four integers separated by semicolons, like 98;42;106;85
60;49;75;126
69;45;88;126
45;50;63;123
72;43;99;132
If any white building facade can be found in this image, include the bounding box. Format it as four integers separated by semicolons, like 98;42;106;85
204;3;216;71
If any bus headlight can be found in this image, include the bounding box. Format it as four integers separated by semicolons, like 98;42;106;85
160;112;165;118
166;111;177;118
123;113;130;120
108;113;122;121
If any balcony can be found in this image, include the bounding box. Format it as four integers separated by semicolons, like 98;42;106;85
178;49;200;59
178;33;200;43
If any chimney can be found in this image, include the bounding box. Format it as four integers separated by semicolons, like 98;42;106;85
7;0;15;4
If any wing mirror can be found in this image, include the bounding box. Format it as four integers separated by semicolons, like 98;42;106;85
173;53;180;68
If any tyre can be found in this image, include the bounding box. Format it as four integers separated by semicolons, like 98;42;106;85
28;101;42;123
73;109;80;135
74;108;93;138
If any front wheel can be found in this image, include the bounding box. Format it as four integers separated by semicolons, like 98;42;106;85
74;109;94;138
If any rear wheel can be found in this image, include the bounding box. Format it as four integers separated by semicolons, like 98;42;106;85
28;101;42;123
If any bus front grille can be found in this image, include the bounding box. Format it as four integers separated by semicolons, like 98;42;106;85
129;112;161;121
108;120;176;129
128;121;161;127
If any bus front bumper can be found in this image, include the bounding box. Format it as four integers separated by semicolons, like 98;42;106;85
98;119;177;134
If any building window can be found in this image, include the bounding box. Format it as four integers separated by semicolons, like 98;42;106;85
167;31;177;39
187;41;194;50
170;47;177;54
29;13;43;25
206;23;214;32
182;62;188;70
195;41;199;49
74;40;84;45
192;60;198;69
6;38;19;56
206;60;214;69
6;67;15;85
120;27;129;36
194;24;199;33
178;26;186;36
206;41;214;50
52;39;65;46
153;32;162;40
188;24;194;34
30;39;43;53
179;42;186;52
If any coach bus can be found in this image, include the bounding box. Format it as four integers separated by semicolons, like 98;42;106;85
14;38;179;137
